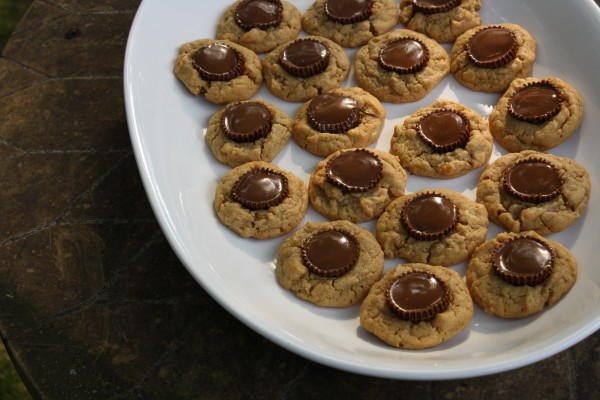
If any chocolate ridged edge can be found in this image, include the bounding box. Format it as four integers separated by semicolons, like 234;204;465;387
306;95;361;133
220;102;273;143
401;192;458;240
507;80;564;124
385;272;451;322
301;229;360;277
378;37;429;74
234;0;283;31
325;149;383;193
231;168;289;210
502;157;562;204
279;38;330;78
193;43;245;82
416;108;470;153
412;0;462;15
492;236;555;286
466;26;517;69
324;0;373;24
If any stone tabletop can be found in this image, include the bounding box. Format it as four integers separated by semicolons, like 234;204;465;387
0;1;599;399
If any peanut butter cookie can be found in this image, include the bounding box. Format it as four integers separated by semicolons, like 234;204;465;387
292;87;386;157
354;29;450;103
399;0;481;43
360;263;473;349
206;99;292;167
390;99;493;178
302;0;399;48
466;231;577;318
309;148;407;223
450;24;537;93
488;77;585;152
174;39;263;104
214;161;308;238
262;35;351;102
276;220;384;307
216;0;302;53
376;189;488;266
476;151;591;235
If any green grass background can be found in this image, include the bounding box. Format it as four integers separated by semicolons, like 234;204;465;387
1;1;35;398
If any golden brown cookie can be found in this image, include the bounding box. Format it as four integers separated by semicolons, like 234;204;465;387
376;189;488;266
292;87;386;157
309;148;407;223
450;23;537;93
476;151;591;235
276;220;384;307
390;99;493;178
488;77;585;152
214;161;308;238
174;39;263;104
301;0;399;48
216;0;302;53
262;35;351;102
399;0;482;43
354;29;451;103
360;263;473;349
206;99;292;167
466;231;578;318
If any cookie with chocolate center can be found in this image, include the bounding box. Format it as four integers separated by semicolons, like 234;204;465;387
399;0;481;43
205;99;293;167
390;99;493;178
354;29;450;103
302;0;399;48
488;77;584;152
174;38;263;104
309;148;407;223
262;35;350;102
214;161;308;239
276;220;384;307
360;263;473;349
216;0;302;53
450;23;537;92
466;231;577;318
292;87;386;157
376;188;488;266
476;150;591;235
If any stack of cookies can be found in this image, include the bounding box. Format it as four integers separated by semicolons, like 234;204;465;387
172;0;591;351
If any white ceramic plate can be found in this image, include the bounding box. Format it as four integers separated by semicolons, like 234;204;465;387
124;0;600;380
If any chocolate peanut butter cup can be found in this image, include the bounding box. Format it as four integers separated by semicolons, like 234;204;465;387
324;0;372;24
307;93;361;133
325;149;383;192
402;192;458;240
492;236;555;286
386;272;450;322
378;37;429;74
503;158;561;204
508;81;563;124
220;102;272;143
417;109;470;153
466;26;517;69
192;43;245;81
235;0;283;31
412;0;462;15
231;168;288;210
279;38;330;78
301;229;360;277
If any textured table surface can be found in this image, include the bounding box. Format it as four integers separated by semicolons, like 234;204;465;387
0;1;599;399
